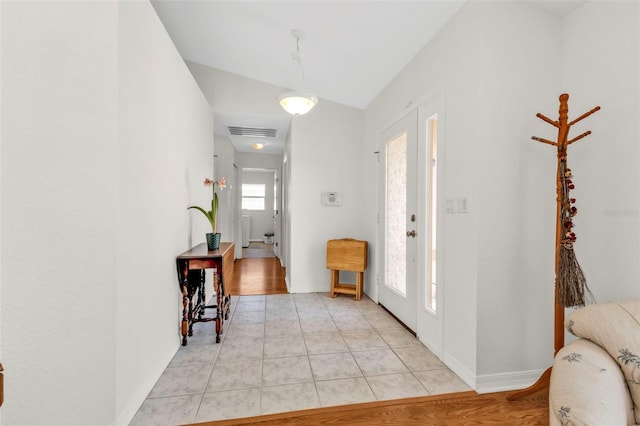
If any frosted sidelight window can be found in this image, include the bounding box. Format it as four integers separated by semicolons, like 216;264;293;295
426;114;438;312
385;132;407;296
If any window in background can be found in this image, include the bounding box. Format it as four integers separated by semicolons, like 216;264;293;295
242;184;266;210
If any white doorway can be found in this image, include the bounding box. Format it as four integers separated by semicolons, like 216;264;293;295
239;168;280;259
377;95;445;357
378;110;419;332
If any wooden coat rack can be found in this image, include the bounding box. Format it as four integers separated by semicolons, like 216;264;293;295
507;93;600;400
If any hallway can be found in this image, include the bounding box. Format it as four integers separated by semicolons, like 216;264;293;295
130;293;470;425
242;241;276;259
226;241;287;296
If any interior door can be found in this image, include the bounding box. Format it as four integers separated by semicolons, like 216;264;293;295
378;110;418;331
416;94;444;357
234;165;243;259
273;169;280;258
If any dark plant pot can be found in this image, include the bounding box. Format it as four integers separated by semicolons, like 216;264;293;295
206;232;221;250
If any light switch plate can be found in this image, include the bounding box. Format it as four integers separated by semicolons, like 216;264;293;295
446;196;469;214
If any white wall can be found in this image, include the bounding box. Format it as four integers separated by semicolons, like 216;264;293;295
1;1;213;424
365;0;640;392
283;142;291;273
187;63;286;115
236;152;283;170
213;135;236;242
0;1;4;424
116;2;213;424
560;1;640;308
473;1;563;383
288;102;366;292
1;2;118;424
364;1;562;390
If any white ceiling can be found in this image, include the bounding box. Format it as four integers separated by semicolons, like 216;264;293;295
151;0;585;154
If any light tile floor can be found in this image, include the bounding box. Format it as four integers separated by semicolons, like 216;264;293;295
130;293;471;425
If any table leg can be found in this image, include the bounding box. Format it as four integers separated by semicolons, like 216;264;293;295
224;295;231;321
209;270;220;343
330;270;339;298
218;273;229;321
215;304;221;342
181;289;189;345
187;289;195;337
180;262;189;346
197;270;205;320
355;272;363;301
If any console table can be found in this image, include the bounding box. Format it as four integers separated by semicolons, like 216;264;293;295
176;242;234;345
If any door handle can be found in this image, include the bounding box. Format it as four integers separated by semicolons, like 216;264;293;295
0;362;4;407
406;230;416;238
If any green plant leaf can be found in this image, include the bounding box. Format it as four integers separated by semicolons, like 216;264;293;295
187;205;215;232
211;193;219;232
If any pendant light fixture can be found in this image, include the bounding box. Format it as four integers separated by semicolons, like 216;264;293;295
279;29;318;116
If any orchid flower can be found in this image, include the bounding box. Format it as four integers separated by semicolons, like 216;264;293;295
188;177;226;233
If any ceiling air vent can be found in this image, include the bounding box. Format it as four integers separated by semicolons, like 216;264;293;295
227;126;278;138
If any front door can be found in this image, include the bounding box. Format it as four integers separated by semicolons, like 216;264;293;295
378;110;418;331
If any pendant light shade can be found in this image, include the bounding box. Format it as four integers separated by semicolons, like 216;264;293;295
279;29;318;116
278;91;318;116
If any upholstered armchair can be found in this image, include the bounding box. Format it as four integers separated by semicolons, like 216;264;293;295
549;300;640;425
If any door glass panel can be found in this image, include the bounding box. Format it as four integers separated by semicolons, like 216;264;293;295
426;114;438;312
385;132;407;296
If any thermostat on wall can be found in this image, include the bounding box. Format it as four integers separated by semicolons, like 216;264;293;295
321;191;341;206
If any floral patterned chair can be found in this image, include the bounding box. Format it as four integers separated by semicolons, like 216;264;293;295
549;299;640;425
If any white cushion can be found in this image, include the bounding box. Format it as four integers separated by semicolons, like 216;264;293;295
550;339;634;425
567;299;640;423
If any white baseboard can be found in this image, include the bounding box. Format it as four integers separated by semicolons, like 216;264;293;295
417;334;440;359
114;374;160;426
475;368;546;394
115;392;147;426
438;352;544;394
114;347;177;425
442;351;477;390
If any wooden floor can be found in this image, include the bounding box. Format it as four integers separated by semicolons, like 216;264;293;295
190;389;549;425
226;257;287;295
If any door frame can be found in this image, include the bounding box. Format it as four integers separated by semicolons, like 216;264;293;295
416;92;446;359
237;167;281;259
375;90;446;357
377;110;419;332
